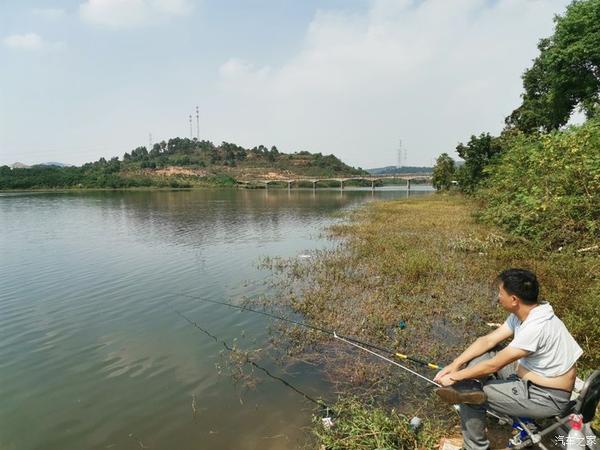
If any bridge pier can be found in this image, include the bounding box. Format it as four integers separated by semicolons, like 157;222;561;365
287;180;292;191
371;180;375;191
312;181;317;191
340;180;344;191
407;179;411;191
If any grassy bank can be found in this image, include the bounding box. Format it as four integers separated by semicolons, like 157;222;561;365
262;193;598;449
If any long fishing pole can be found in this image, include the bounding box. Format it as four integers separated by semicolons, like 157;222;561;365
333;332;510;422
333;332;441;387
178;292;442;370
175;294;511;424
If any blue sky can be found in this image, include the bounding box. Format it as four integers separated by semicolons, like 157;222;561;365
1;0;572;168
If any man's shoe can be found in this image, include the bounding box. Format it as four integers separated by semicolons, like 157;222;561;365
436;380;487;405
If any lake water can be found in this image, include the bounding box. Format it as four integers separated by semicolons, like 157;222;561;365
0;187;431;450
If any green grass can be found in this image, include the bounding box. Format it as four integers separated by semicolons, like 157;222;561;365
312;397;446;450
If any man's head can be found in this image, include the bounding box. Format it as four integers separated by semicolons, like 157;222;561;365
496;268;540;308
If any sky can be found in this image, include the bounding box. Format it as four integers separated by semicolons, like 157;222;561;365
0;0;573;169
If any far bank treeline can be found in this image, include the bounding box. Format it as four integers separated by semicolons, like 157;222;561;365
432;0;600;250
0;141;366;190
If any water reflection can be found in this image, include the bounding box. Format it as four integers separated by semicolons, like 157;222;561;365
0;188;430;450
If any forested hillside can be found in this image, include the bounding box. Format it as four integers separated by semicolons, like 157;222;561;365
0;139;365;190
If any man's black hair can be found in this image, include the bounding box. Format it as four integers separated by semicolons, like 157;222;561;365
497;268;539;305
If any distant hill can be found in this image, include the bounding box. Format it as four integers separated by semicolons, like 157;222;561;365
38;162;71;167
11;162;30;169
1;137;367;190
10;162;70;169
367;165;432;175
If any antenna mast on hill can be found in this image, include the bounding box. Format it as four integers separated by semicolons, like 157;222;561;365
189;115;193;139
195;106;199;140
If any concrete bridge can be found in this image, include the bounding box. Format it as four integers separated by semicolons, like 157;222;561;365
237;174;432;191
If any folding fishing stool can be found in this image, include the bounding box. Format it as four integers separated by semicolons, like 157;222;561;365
498;369;600;450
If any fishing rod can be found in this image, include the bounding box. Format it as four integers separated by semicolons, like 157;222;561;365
333;332;440;387
172;302;437;415
333;332;513;423
177;292;442;371
173;301;515;429
174;294;516;426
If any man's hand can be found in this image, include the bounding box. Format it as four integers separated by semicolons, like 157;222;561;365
434;363;458;383
438;374;457;387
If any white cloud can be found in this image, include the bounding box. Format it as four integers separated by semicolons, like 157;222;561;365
79;0;193;28
32;8;66;20
2;33;65;51
219;58;271;83
3;33;45;50
214;0;571;168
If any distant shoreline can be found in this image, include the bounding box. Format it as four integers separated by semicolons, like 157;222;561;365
0;184;434;194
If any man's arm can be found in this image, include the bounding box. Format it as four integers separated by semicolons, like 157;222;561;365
440;346;529;385
434;323;513;382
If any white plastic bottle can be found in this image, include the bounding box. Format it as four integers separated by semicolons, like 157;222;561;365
566;414;586;450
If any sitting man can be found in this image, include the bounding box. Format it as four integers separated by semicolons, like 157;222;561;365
434;268;582;450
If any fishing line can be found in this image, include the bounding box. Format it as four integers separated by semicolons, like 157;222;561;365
177;292;442;370
173;298;507;424
171;306;329;411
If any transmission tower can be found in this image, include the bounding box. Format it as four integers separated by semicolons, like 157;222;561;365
397;140;407;170
195;106;199;140
189;115;193;139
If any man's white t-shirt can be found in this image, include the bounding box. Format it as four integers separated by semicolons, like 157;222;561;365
505;302;582;377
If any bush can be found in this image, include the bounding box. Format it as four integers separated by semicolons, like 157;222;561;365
479;119;600;248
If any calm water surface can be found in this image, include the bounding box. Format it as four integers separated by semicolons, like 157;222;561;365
0;188;431;450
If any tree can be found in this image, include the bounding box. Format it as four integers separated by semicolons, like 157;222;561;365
455;133;503;193
506;0;600;132
149;143;161;158
107;157;121;173
432;153;455;190
130;146;148;160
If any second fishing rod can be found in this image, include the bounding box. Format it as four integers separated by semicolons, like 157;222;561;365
177;292;443;371
175;293;515;423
